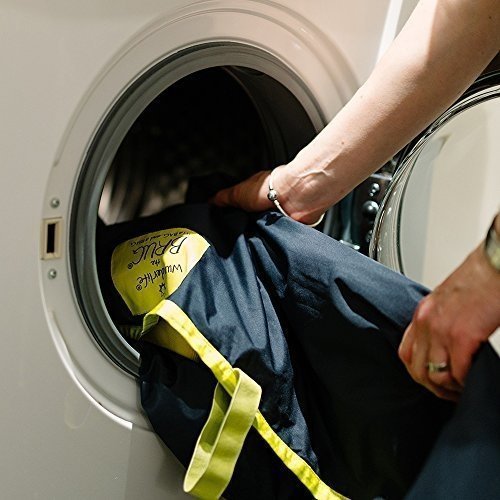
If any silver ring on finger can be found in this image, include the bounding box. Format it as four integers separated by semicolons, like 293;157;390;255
426;361;450;374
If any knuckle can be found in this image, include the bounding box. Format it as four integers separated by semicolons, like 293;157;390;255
413;297;433;326
448;325;470;345
398;345;410;364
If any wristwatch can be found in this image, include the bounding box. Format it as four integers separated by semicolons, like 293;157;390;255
484;215;500;271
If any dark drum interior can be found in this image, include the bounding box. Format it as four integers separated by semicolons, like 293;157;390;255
98;67;317;224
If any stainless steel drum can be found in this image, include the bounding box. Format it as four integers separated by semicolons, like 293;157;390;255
370;72;500;288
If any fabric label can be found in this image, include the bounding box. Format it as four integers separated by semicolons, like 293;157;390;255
111;227;210;315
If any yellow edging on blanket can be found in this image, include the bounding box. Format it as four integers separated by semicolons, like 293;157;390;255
145;299;348;500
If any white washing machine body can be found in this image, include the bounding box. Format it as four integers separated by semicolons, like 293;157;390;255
0;1;418;498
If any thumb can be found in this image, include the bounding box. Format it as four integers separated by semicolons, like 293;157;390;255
211;187;234;207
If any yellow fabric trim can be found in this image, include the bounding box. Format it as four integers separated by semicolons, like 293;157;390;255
253;413;348;500
145;301;239;395
184;369;261;499
146;300;348;500
145;320;199;362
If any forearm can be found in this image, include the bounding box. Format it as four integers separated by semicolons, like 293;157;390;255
282;0;500;219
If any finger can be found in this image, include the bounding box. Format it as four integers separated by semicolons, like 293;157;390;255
449;336;477;387
399;295;432;365
409;330;431;388
424;384;461;402
398;322;416;365
411;338;460;401
427;344;462;393
399;300;462;402
211;187;234;207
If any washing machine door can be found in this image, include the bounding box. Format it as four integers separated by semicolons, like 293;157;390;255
370;72;500;289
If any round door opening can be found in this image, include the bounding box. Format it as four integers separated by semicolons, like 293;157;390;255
71;44;325;375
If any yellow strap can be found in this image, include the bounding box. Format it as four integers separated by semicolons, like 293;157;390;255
184;369;261;499
144;300;348;500
145;319;199;361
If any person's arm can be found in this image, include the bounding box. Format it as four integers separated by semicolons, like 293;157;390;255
213;0;500;224
398;214;500;401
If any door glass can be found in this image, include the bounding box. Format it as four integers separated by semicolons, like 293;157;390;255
372;88;500;289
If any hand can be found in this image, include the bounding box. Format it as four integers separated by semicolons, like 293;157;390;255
212;166;329;225
211;170;273;213
399;243;500;401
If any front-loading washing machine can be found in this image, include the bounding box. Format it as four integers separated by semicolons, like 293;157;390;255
0;1;419;497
